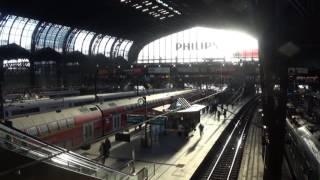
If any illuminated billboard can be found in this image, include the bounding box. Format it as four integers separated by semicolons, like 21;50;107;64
138;27;258;64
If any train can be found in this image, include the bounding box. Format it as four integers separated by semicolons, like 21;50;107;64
8;89;205;149
3;88;171;119
285;104;320;180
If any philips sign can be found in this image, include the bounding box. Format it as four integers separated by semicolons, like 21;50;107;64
176;42;218;51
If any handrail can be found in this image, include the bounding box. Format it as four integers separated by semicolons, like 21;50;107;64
0;123;133;179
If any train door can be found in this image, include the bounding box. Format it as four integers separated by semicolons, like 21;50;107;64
112;114;121;130
83;122;94;143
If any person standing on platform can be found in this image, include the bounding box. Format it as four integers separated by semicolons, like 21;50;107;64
199;123;204;137
217;110;221;121
178;124;183;137
223;109;227;119
100;138;111;165
99;142;106;164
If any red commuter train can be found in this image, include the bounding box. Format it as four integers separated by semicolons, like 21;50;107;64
9;90;200;149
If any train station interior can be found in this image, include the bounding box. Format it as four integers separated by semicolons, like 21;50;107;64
0;0;319;180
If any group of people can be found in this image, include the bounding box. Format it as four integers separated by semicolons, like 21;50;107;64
202;103;231;120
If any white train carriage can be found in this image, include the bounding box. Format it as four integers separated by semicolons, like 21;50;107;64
3;88;170;119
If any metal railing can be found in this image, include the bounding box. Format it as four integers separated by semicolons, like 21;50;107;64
0;123;148;180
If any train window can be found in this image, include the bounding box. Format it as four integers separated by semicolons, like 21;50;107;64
38;124;49;135
79;107;89;112
89;107;98;111
11;107;40;116
67;118;75;128
109;102;116;107
113;114;121;130
58;119;67;129
26;127;38;136
48;122;59;132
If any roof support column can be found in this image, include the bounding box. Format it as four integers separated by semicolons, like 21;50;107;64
255;0;290;178
0;59;4;121
260;37;288;179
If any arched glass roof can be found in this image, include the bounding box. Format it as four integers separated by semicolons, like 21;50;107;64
138;27;258;64
0;13;134;60
0;15;39;50
35;23;71;52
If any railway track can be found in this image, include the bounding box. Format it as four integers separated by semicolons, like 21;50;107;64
191;96;259;180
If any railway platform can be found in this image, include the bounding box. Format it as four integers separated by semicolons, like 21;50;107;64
237;109;264;180
76;98;249;180
237;108;293;180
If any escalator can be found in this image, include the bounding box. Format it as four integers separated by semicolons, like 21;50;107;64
0;123;147;180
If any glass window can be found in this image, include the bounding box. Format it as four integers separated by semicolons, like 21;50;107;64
104;37;116;58
66;29;81;52
58;119;67;129
81;32;95;55
21;19;38;50
48;122;59;132
73;30;89;52
137;26;258;64
54;26;71;52
26;127;39;136
66;118;75;128
96;35;111;55
0;15;39;50
123;41;133;60
38;124;49;135
91;34;103;55
117;40;129;58
111;39;122;58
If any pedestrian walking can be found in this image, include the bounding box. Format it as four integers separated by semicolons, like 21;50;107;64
223;109;227;119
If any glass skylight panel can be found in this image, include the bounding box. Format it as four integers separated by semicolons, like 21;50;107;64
146;2;153;6
81;32;95;55
0;15;17;46
117;40;129;57
104;37;116;57
20;19;38;50
123;41;133;60
54;26;71;52
97;35;111;55
0;15;39;50
120;0;181;20
73;31;87;52
45;24;60;50
111;39;122;58
91;34;103;55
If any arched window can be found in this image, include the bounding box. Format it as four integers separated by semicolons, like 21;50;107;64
0;15;39;50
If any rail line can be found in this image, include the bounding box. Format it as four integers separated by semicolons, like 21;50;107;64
191;96;258;180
